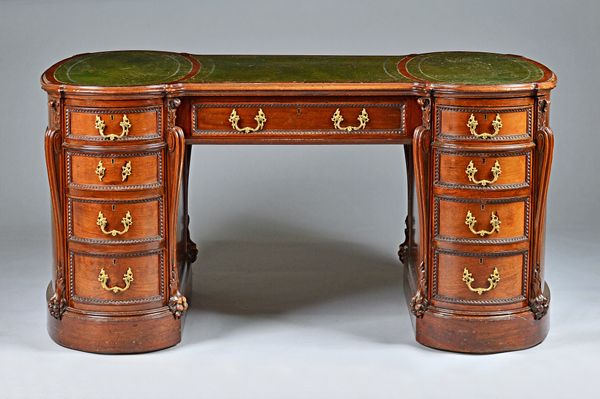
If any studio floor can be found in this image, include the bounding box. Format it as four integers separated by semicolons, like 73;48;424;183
0;231;597;399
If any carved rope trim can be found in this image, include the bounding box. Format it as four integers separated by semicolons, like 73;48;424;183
191;103;406;136
65;106;162;142
67;197;164;245
431;248;528;305
433;149;531;191
69;249;164;305
66;150;163;191
433;196;530;244
435;105;533;141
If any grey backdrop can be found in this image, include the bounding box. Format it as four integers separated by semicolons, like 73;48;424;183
0;1;598;398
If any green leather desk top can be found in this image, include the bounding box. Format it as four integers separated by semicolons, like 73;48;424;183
44;50;555;89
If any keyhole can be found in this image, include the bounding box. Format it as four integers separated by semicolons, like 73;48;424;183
110;115;114;121
479;258;484;264
296;107;302;117
481;203;486;211
112;259;116;265
482;157;486;164
112;204;116;211
484;113;488;120
111;159;115;164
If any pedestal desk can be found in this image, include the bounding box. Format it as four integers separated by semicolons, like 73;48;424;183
41;51;556;353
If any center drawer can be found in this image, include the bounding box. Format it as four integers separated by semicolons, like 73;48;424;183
191;100;406;137
67;197;164;244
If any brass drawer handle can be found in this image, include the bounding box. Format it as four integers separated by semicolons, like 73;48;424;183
465;210;500;236
462;267;500;295
96;211;133;236
94;160;133;182
94;114;131;140
229;108;267;133
465;160;501;186
98;267;134;293
331;108;369;132
467;113;502;139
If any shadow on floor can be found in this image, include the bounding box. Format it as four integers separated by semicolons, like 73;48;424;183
182;236;415;346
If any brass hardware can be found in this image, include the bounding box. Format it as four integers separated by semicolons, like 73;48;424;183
465;160;501;186
95;161;106;181
462;267;500;295
96;211;133;236
94;114;131;140
98;267;134;293
331;108;370;132
466;113;502;139
121;161;132;181
228;108;267;133
465;210;501;236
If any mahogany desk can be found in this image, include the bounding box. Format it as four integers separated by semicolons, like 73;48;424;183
41;51;556;353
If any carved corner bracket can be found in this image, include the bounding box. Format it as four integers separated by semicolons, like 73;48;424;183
169;292;188;319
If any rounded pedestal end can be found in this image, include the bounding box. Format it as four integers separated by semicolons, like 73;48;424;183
415;285;550;354
47;308;182;354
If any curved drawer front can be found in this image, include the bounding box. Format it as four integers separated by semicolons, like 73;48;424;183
68;197;163;244
69;250;164;307
67;150;163;191
434;196;529;244
434;149;530;190
192;101;406;137
435;100;533;142
432;249;527;306
66;105;162;142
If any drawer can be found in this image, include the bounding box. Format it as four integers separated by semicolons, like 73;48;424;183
67;150;163;191
434;196;529;244
432;249;527;306
192;101;406;137
66;105;162;142
68;197;163;244
69;250;164;307
435;99;533;141
434;149;531;190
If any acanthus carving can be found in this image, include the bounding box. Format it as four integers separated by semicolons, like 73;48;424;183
538;98;550;129
410;281;429;318
48;97;61;130
168;98;181;129
418;96;431;130
48;276;67;319
169;291;188;319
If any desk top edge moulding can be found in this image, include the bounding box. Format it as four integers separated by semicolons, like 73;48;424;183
41;51;556;353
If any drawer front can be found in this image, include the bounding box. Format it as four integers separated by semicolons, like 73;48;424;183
68;197;163;244
66;106;162;142
434;196;529;244
434;149;530;190
432;249;527;306
192;102;406;137
67;150;163;190
69;250;164;306
436;103;533;142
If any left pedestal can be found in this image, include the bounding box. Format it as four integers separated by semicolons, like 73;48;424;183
44;94;188;353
